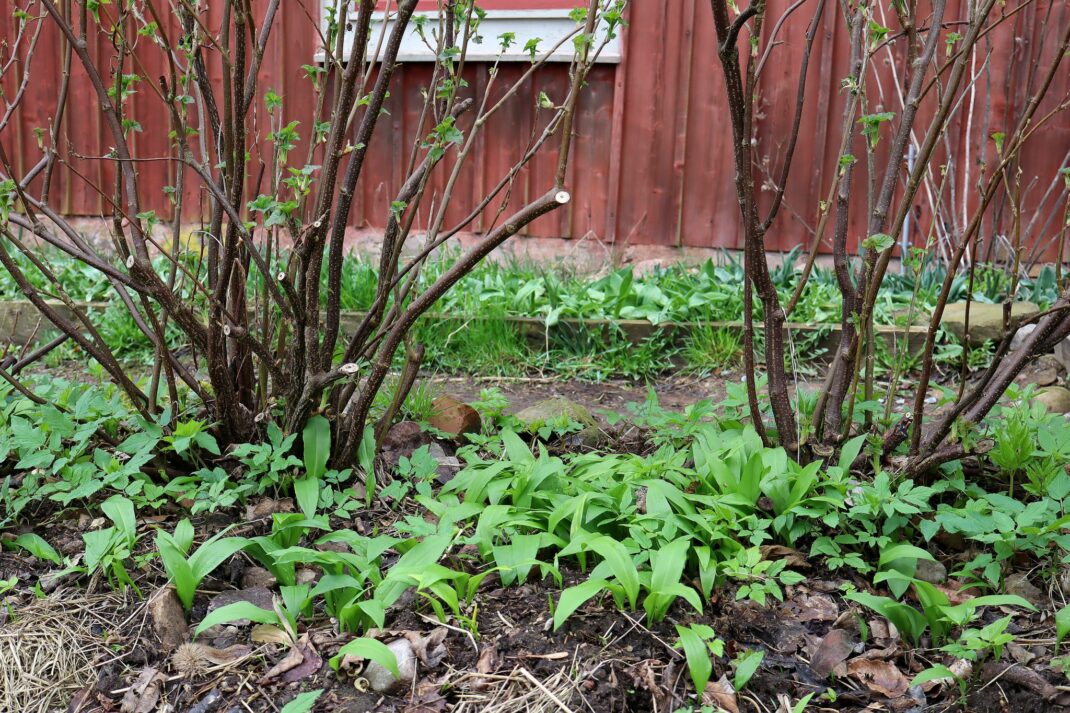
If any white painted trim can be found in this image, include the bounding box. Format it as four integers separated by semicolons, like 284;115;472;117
316;6;621;63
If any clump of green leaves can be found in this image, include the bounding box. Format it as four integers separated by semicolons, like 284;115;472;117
156;520;249;610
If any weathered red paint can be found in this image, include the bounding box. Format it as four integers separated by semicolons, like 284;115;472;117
2;1;1068;257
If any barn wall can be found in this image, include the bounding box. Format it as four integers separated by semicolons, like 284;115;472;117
2;1;1068;257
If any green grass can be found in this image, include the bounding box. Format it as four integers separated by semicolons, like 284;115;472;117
0;242;1055;379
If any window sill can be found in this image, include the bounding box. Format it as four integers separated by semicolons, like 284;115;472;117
316;8;622;64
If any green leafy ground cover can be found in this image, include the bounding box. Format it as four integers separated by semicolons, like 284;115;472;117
1;374;1068;711
0;247;1058;380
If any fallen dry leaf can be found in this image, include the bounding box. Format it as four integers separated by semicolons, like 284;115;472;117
810;628;856;678
120;667;166;713
404;628;449;668
472;643;500;692
1004;573;1045;606
851;645;898;662
867;618;900;647
147;586;188;651
259;646;304;683
405;680;449;713
634;659;674;713
702;675;739;713
847;657;909;698
250;624;291;646
279;643;322;683
259;634;322;684
1008;642;1036;665
476;643;500;675
775;693;794;713
933;581;975;606
760;545;811;570
788;592;838;623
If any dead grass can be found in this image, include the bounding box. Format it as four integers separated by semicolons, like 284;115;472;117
449;666;580;713
0;588;133;713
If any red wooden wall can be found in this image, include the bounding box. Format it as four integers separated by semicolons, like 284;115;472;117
2;0;1068;256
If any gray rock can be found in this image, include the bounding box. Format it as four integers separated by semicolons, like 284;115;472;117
941;301;1039;346
240;567;277;590
1005;572;1045;606
428;442;461;484
1035;386;1070;414
1054;338;1070;373
914;559;947;584
364;638;417;693
1010;323;1038;351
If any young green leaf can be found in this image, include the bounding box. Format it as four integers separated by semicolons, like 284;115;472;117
553;578;610;630
303;415;331;481
194;601;279;635
11;533;62;564
587;536;640;609
358;425;376;508
330;637;400;678
280;689;323;713
101;494;137;546
733;649;764;691
675;624;713;693
910;664;959;687
157;520;248;610
293;476;321;521
877;543;937;568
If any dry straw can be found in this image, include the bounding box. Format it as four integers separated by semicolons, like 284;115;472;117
0;588;131;713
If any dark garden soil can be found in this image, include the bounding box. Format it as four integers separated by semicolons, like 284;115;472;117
3;359;1070;712
429;371;739;416
3;478;1069;713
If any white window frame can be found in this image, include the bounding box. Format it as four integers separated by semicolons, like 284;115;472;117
317;5;622;63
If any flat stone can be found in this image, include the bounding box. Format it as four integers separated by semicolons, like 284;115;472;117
240;567;277;590
364;638;417;693
428;396;481;440
1035;386;1070;414
941;301;1038;346
1056;339;1070;371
